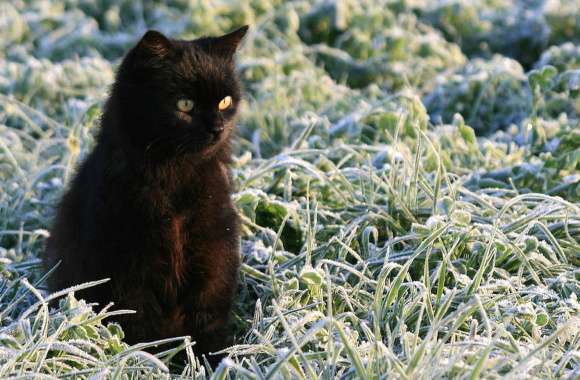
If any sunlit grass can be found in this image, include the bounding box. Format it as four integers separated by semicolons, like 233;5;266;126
1;0;579;378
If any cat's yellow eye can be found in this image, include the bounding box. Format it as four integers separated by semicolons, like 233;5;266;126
177;99;194;112
218;96;232;111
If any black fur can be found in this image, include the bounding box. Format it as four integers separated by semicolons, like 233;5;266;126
43;26;248;367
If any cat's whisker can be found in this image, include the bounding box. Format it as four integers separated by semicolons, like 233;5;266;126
176;135;200;156
145;134;184;158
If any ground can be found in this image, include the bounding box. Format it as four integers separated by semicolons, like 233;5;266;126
0;1;579;379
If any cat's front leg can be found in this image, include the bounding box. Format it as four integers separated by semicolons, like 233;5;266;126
189;308;231;367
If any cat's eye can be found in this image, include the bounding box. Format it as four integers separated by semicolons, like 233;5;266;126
177;99;194;112
218;96;232;111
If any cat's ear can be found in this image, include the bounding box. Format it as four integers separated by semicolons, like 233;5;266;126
212;25;249;56
136;30;172;58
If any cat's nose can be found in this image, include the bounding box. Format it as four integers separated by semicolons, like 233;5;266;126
209;124;225;137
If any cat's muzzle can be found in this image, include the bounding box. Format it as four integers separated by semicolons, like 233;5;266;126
209;125;225;141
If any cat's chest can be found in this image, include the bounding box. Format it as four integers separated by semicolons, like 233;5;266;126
150;181;231;252
156;195;234;298
138;161;230;217
134;160;233;253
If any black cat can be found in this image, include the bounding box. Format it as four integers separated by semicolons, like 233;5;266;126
43;26;248;366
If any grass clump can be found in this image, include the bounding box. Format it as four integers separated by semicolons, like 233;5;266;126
424;56;531;135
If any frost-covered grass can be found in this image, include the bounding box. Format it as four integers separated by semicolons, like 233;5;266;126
1;0;579;379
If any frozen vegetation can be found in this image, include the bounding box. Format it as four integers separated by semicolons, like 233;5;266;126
0;0;578;378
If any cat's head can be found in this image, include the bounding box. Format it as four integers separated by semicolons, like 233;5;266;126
110;26;248;159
